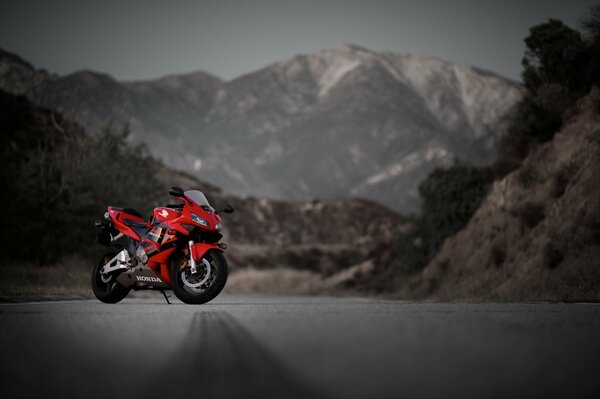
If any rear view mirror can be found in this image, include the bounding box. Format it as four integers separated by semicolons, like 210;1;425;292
169;186;185;198
217;204;235;214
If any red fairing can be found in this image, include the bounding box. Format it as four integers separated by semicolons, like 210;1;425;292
158;201;222;236
191;243;220;261
94;187;232;304
108;206;146;240
153;207;180;223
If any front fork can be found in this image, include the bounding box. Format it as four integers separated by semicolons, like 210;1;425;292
188;240;198;274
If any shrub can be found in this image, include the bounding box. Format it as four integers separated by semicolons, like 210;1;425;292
521;19;588;94
495;9;600;173
0;91;162;263
418;161;493;254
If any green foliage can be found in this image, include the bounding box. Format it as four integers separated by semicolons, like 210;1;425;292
375;6;600;289
521;19;587;93
370;160;493;282
418;161;493;255
387;224;430;275
0;91;162;263
580;5;600;86
496;7;600;174
507;83;575;144
362;161;492;291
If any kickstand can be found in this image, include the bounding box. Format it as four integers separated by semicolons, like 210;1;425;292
160;290;171;304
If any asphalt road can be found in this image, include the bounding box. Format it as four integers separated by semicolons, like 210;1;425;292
1;295;599;399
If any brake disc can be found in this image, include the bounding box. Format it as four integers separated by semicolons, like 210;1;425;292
181;258;212;289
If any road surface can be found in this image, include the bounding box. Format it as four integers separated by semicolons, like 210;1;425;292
1;295;599;398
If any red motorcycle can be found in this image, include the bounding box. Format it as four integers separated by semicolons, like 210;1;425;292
93;187;233;304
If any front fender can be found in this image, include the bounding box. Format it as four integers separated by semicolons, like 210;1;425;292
191;243;221;261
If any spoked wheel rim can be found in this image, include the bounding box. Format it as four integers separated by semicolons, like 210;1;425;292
176;253;219;295
170;249;228;304
96;255;120;293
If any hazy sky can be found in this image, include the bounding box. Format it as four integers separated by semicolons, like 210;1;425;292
0;0;597;82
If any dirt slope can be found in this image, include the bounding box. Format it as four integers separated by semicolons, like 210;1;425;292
419;89;600;301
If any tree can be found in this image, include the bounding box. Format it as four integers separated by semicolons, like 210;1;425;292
521;19;588;93
0;91;162;263
496;18;592;174
418;161;492;255
580;5;600;87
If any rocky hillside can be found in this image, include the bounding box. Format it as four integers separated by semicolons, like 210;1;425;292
416;90;600;301
0;45;521;212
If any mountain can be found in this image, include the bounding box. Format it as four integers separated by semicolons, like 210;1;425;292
0;45;522;212
0;88;406;280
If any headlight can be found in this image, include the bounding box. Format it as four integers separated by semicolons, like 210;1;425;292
190;213;209;228
215;223;222;232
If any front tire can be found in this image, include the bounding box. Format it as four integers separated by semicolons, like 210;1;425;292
171;249;228;304
91;251;130;304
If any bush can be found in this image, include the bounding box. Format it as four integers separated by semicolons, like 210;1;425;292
418;161;493;254
521;19;587;94
495;8;600;174
386;226;430;275
580;5;600;86
0;91;162;263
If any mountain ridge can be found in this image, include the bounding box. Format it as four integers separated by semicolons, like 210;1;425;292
0;45;522;212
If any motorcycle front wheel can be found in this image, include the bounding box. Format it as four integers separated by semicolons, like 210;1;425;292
170;249;228;304
91;250;130;304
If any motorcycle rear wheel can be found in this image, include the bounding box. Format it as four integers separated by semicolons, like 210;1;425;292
91;250;130;304
171;249;228;304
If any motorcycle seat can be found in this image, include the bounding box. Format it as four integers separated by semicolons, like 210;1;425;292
124;218;149;237
124;219;147;228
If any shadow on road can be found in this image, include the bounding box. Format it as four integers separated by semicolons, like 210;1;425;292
152;310;329;399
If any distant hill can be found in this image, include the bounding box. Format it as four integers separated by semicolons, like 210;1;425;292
0;45;521;212
0;89;406;279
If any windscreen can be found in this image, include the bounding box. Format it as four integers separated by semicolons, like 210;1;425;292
184;190;210;207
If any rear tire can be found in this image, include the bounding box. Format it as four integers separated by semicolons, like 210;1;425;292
92;250;130;304
171;249;228;304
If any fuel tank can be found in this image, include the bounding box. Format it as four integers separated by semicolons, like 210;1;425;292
153;207;181;223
